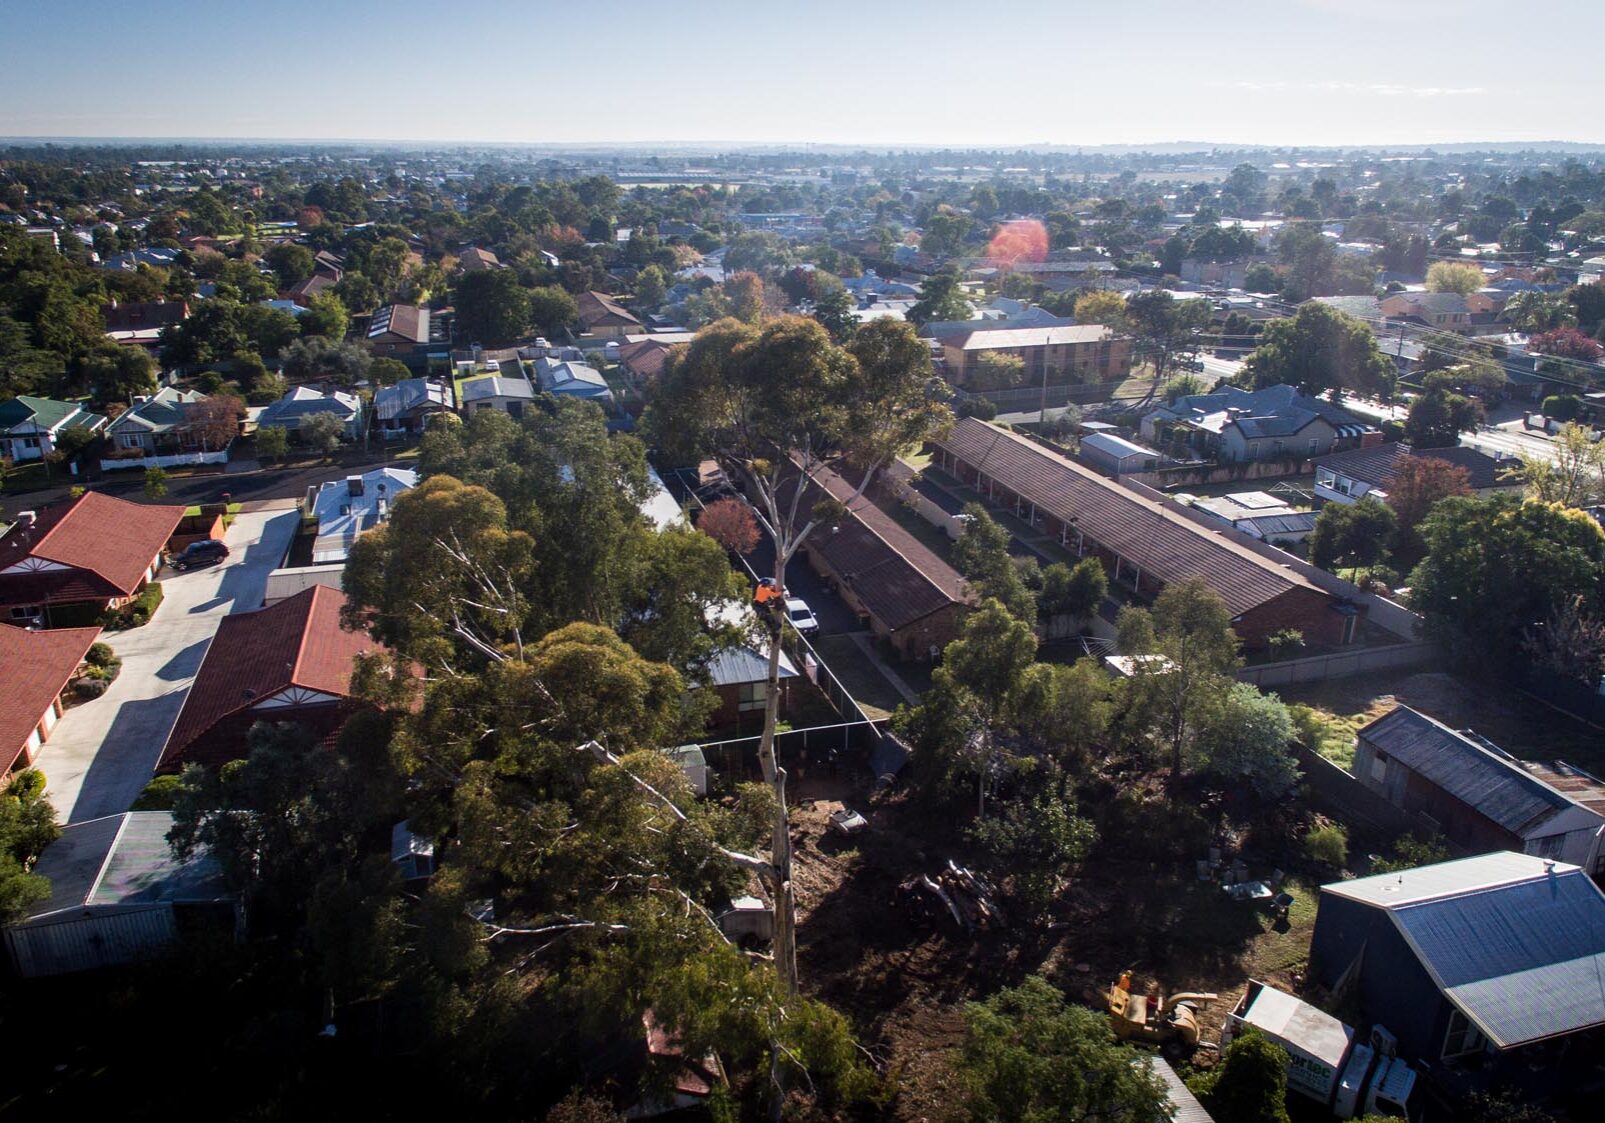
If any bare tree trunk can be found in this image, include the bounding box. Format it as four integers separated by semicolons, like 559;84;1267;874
759;550;799;994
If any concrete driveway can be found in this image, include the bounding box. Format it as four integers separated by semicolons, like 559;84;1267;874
37;506;301;824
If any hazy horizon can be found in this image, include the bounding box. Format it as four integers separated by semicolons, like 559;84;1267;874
3;0;1603;149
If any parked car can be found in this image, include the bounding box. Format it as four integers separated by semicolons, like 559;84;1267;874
170;538;229;571
785;596;820;637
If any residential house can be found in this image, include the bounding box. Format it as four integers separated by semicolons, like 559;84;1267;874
1078;431;1163;476
255;385;363;442
367;303;432;358
304;466;418;564
616;338;678;387
786;462;970;660
0;492;184;627
1141;384;1379;464
1378;290;1500;335
5;811;238;978
0;396;106;463
1352;705;1605;874
99;247;180;273
283;271;340;307
457;246;502;272
535;357;613;404
156;585;385;772
0;623;101;775
1185;491;1318;545
933;418;1366;648
576;290;642;339
705;643;800;731
940;325;1131;387
374;378;451;435
103;387;234;468
460;374;537;419
1313;443;1522;506
1308;852;1605;1092
101;299;188;348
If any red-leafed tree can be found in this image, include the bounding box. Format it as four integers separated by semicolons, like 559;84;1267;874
1530;327;1604;362
1388;456;1473;533
696;497;759;556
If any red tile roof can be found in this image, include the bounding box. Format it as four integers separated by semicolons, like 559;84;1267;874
617;339;674;379
0;492;185;606
789;461;969;631
577;290;641;330
157;585;384;771
0;623;101;771
937;418;1327;619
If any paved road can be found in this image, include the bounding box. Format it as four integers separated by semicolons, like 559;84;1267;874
0;453;418;523
38;507;301;824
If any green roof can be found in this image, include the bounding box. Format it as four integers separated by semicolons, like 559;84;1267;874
0;395;94;433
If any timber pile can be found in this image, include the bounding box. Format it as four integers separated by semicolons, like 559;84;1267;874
895;860;1008;933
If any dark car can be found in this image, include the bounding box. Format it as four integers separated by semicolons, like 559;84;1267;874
171;538;229;571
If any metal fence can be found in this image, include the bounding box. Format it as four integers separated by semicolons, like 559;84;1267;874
696;720;885;782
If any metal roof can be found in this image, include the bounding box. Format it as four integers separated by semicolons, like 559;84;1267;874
1358;706;1588;838
23;812;230;922
1389;865;1605;1047
1323;851;1578;910
1148;1056;1216;1123
1080;431;1158;460
705;644;798;687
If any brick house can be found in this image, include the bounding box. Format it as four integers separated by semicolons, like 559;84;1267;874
933;418;1365;649
940;325;1131;387
156;585;385;772
0;492;184;628
0;623;101;774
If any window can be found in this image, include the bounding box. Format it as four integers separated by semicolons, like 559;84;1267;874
120;433;144;449
1443;1009;1488;1059
1341;612;1358;645
10;605;40;622
1317;468;1336;488
22;436;39;449
1370;751;1388;785
738;682;768;712
1308;438;1319;456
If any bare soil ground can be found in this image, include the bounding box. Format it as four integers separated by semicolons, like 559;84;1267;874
786;777;1325;1120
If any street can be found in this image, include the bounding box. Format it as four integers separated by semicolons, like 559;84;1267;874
37;505;302;823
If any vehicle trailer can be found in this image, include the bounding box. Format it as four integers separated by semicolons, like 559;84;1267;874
1225;979;1416;1120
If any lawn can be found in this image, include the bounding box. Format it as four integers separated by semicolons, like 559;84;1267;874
1;460;51;494
811;634;908;720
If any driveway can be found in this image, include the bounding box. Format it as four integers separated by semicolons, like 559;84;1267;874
37;507;301;824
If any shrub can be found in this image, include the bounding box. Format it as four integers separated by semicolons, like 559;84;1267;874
103;581;164;630
6;768;47;802
87;641;117;668
75;677;109;700
1303;822;1349;868
1371;833;1452;874
957;397;997;420
1267;628;1305;659
132;774;183;811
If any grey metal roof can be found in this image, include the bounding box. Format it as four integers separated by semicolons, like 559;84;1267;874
23;811;230;922
706;644;798;688
1148;1056;1216;1123
1323;851;1573;909
460;375;535;402
1389;865;1605;1047
1359;706;1578;837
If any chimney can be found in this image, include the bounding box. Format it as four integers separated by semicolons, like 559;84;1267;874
346;475;364;498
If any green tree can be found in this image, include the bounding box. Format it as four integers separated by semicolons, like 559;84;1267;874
455;268;531;342
907;270;972;327
1039;557;1108;622
1243;262;1280;293
967;786;1097;913
1125;290;1212;384
368;356;411;386
254;424;289;464
1072;289;1126;327
973;350;1026;389
633;264;668;310
1425;261;1485;294
79;343;157;403
1404;389;1483;449
280;336;371;385
1243;302;1395;398
527;284;578;336
1188;1029;1292;1123
144;465;168;498
299;290;350;340
301;410;345;455
957;975;1169;1123
1117;579;1241;791
0;772;58;922
1197;682;1298;798
1410;496;1605;670
812;286;858;343
1309;496;1397;570
264;242;316;287
954;502;1036;621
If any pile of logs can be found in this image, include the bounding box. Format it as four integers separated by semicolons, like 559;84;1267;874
895;860;1008;932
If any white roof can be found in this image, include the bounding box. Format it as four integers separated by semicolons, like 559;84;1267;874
460;375;535;402
1081;431;1158;460
1236;983;1354;1070
1323;851;1584;909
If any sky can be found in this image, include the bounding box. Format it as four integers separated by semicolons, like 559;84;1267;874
1;0;1601;149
